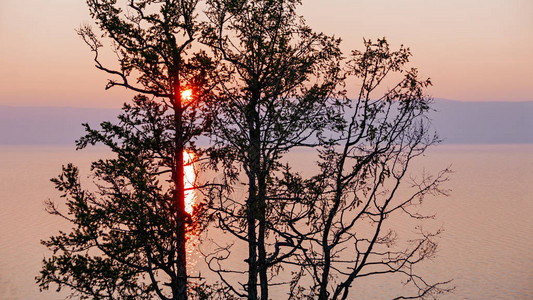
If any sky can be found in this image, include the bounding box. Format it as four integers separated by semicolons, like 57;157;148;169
0;0;531;108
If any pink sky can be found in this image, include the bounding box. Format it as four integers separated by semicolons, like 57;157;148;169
0;0;532;108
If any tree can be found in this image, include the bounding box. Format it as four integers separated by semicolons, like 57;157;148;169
36;1;215;299
271;38;454;299
37;1;452;299
200;0;343;299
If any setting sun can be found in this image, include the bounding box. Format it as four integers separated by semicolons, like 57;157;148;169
181;89;192;102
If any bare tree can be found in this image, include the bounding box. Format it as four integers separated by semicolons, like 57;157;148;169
270;38;454;299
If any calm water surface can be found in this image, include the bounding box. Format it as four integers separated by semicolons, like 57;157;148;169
0;145;532;299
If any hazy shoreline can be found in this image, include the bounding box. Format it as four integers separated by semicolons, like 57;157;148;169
1;99;532;145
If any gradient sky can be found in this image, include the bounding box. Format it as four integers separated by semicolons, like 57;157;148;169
0;0;531;108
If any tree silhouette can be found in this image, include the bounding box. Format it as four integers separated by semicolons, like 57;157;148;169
37;1;452;300
201;0;343;299
270;38;454;299
36;1;214;299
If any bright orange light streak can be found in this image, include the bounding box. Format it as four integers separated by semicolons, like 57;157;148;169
183;150;196;215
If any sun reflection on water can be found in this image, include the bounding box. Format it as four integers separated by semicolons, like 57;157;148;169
183;150;196;216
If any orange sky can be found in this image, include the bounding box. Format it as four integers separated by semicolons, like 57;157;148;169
0;0;531;108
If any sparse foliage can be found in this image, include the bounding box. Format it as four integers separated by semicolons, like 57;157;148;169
38;1;452;300
201;0;343;298
269;38;454;299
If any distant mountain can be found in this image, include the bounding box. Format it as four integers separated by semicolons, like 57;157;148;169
429;99;533;144
0;106;120;145
0;100;532;145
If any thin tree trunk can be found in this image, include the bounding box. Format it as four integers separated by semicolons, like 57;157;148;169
257;174;268;300
246;95;261;300
258;217;268;300
246;151;259;300
174;89;188;300
247;188;258;300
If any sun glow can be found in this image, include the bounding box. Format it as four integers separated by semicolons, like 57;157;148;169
181;89;192;102
183;150;196;215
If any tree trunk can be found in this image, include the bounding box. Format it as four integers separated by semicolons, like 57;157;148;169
246;94;262;300
258;215;268;300
247;187;258;300
174;90;188;300
257;173;268;300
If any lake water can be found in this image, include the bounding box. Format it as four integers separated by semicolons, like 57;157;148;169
0;145;532;299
